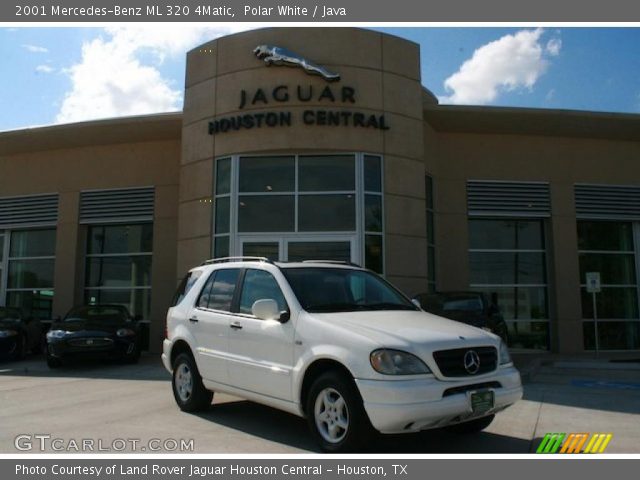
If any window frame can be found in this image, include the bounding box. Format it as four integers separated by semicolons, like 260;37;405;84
83;222;153;320
577;219;640;351
468;217;551;351
425;174;436;293
213;153;385;274
4;228;57;319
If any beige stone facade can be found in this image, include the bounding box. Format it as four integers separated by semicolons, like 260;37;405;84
1;28;639;353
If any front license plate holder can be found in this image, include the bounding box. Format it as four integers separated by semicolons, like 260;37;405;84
468;390;494;414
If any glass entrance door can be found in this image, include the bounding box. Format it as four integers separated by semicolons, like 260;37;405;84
240;240;281;261
286;240;352;262
239;235;357;263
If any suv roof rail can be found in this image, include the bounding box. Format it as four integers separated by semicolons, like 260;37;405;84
301;260;362;267
201;256;274;266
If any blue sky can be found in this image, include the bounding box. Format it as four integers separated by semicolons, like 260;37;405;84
0;26;638;132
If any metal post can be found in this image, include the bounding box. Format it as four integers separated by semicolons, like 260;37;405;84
592;291;599;357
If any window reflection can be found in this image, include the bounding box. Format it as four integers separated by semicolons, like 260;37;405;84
578;220;639;350
469;218;549;350
85;224;153;319
6;228;56;320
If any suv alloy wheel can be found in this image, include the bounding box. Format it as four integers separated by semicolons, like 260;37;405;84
306;371;374;452
171;353;213;412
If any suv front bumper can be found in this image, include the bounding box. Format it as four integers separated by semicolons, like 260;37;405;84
355;365;523;434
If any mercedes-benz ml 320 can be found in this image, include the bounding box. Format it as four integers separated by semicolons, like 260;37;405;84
162;258;522;452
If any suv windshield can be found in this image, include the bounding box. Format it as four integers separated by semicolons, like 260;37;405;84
282;267;418;313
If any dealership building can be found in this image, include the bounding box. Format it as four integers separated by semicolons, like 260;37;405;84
1;28;639;354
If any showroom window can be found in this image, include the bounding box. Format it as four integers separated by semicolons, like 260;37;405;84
213;154;384;273
0;233;4;307
5;228;56;319
469;219;550;350
425;174;436;293
578;220;640;350
213;157;231;258
84;224;153;319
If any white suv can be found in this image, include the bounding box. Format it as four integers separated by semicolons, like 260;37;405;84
162;257;522;452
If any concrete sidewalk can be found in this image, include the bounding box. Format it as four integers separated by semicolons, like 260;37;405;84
0;353;638;453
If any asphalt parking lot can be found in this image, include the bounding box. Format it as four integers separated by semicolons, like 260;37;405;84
1;354;639;453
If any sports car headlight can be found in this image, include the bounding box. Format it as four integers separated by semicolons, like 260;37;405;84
499;340;512;365
116;328;136;337
46;330;67;340
370;349;431;375
0;329;18;338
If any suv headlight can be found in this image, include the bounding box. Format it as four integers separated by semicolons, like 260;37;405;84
499;340;512;365
0;329;18;338
370;349;431;375
46;330;67;340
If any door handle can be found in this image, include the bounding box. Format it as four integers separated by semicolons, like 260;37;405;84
230;321;243;330
189;317;199;323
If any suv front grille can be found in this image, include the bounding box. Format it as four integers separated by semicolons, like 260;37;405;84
432;346;497;377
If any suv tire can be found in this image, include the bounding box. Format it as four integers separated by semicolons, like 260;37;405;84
306;370;374;452
447;414;495;433
172;353;213;412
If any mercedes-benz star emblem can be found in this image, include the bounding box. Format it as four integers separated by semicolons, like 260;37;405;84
463;350;481;374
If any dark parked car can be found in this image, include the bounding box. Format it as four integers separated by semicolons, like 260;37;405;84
413;291;509;343
0;307;43;360
46;305;142;368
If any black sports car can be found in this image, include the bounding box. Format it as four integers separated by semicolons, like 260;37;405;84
0;307;43;360
46;305;142;368
412;291;509;344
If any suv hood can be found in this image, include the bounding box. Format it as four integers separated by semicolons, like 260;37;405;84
311;310;498;350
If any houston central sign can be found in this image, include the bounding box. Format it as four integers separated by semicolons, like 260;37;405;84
208;84;390;135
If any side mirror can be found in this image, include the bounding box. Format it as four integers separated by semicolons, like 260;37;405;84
251;299;280;321
411;298;422;309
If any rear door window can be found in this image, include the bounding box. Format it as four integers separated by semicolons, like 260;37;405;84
201;268;241;312
171;270;203;306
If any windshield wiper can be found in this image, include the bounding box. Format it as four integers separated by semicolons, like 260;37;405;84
365;303;417;311
306;302;416;312
305;303;367;313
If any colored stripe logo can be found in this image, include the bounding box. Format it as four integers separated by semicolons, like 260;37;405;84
536;433;613;454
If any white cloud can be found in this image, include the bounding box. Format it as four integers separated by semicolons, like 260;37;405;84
35;64;54;74
546;38;562;56
56;26;250;124
22;44;48;53
441;28;562;105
